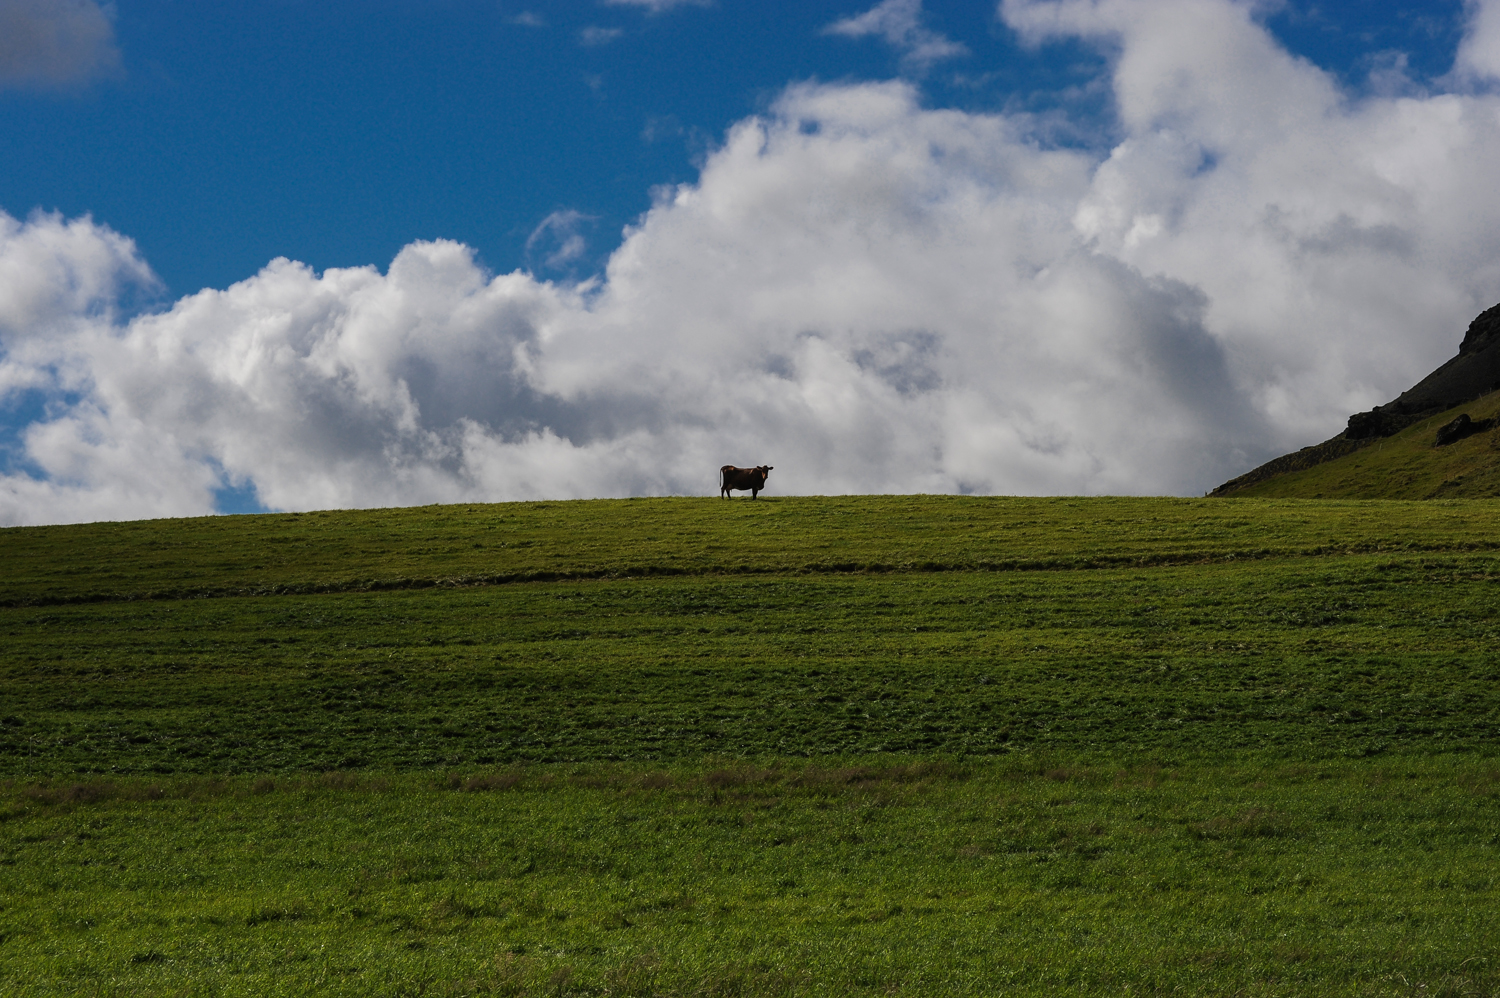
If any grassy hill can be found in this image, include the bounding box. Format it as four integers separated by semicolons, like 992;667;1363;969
4;494;1500;772
3;496;1498;996
1212;298;1500;499
1215;393;1500;499
5;493;1500;606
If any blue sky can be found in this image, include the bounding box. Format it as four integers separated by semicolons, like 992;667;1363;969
3;0;1500;523
2;0;1469;298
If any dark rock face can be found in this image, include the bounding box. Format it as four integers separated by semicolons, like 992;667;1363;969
1211;300;1500;494
1339;313;1500;442
1434;412;1494;446
1435;413;1474;446
1345;408;1400;439
1459;302;1500;356
1380;306;1500;421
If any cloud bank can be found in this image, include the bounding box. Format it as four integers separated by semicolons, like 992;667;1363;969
5;0;1500;524
1457;0;1500;82
0;0;120;89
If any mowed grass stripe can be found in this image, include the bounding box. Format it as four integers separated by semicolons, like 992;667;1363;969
4;495;1500;606
6;555;1498;775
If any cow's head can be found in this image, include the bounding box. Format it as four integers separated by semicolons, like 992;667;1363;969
758;466;773;477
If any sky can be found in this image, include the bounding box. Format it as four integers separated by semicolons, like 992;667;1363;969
3;0;1500;524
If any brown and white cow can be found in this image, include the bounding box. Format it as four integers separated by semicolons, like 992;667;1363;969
720;465;773;499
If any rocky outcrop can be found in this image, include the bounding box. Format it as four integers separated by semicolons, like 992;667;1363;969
1434;412;1496;446
1460;301;1500;356
1211;301;1500;495
1339;303;1500;442
1344;408;1405;440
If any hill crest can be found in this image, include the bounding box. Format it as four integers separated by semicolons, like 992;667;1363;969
1212;302;1500;498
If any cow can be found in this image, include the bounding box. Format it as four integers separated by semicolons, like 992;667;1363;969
720;465;773;499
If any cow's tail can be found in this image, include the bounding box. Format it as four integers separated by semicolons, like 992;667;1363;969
720;466;727;497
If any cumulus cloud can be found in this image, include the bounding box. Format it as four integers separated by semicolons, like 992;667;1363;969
602;0;712;12
824;0;969;73
0;0;121;89
5;0;1500;524
1001;0;1500;418
1456;0;1500;82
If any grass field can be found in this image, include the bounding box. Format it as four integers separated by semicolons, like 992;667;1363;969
5;556;1500;773
5;759;1497;997
5;495;1500;607
2;496;1499;995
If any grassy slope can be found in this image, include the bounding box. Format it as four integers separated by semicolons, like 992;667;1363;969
4;761;1496;997
1225;392;1500;498
4;495;1500;606
3;496;1500;995
4;496;1500;774
4;556;1499;774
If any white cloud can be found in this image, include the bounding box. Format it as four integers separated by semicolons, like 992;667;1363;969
825;0;969;73
579;25;624;46
1456;0;1500;82
0;0;120;89
0;211;156;341
602;0;711;13
1001;0;1500;419
526;210;596;270
5;0;1500;524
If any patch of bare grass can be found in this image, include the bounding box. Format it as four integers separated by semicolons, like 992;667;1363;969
448;769;525;793
1188;807;1294;841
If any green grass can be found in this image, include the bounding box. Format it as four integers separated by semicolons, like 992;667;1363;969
4;758;1498;997
1227;393;1500;499
4;495;1500;606
4;556;1500;774
3;495;1500;994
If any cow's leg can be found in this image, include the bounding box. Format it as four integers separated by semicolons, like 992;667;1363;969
751;487;759;499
